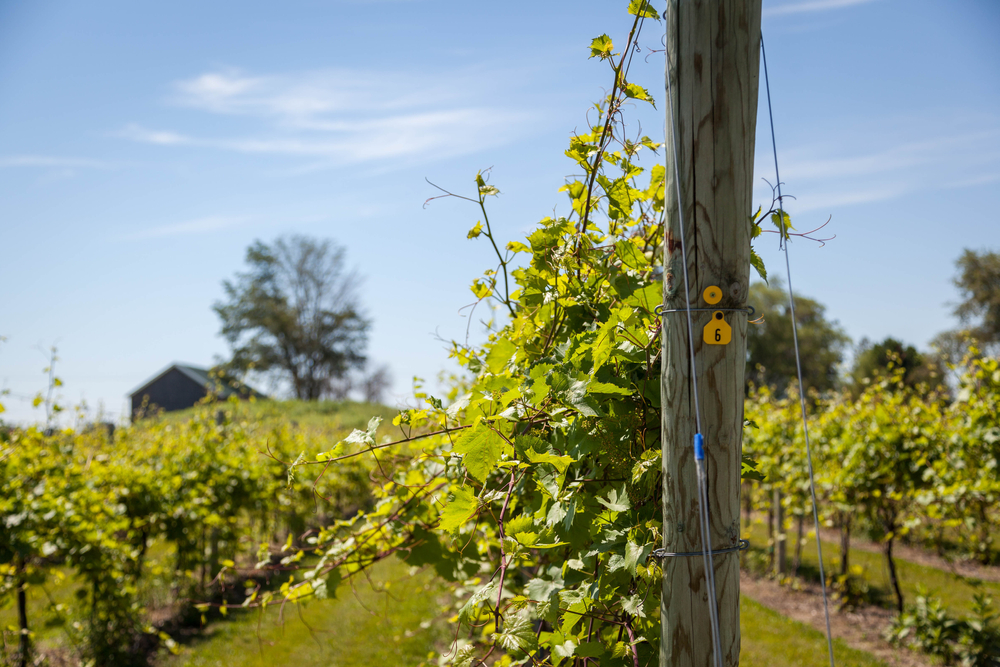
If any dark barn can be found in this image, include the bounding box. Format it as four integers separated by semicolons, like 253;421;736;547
128;363;262;420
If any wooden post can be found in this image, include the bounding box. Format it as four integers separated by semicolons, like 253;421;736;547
660;1;762;666
774;489;786;576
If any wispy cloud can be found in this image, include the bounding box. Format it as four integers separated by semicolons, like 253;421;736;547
753;118;1000;214
119;66;536;169
0;155;110;169
768;131;1000;182
122;215;250;240
764;0;879;18
945;172;1000;189
117;125;191;145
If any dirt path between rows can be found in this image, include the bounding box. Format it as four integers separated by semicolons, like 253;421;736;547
814;525;1000;583
741;573;930;667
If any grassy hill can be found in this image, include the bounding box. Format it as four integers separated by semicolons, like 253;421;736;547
158;398;399;432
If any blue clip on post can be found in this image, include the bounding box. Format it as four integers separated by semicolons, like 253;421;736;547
694;433;705;461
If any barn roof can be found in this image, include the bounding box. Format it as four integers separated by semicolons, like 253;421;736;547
127;362;261;399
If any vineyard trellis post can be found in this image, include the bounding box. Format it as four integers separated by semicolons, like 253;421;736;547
660;1;762;666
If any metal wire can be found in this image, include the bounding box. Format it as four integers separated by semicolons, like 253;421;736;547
656;305;756;318
664;6;724;665
761;35;837;667
650;539;750;560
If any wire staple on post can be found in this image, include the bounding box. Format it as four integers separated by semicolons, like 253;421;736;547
650;540;750;561
656;305;756;318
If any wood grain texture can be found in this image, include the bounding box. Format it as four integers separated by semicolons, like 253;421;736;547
660;1;761;666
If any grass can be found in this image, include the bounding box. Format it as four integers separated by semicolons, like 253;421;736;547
0;567;81;648
160;558;449;667
161;398;398;433
162;588;888;667
740;596;888;667
746;519;1000;616
0;540;179;650
4;540;900;667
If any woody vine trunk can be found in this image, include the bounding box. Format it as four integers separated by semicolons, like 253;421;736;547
16;559;29;667
660;1;761;666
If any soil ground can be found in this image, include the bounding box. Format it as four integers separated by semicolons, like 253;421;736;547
741;573;932;667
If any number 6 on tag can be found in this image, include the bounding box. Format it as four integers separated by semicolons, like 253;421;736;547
703;311;732;345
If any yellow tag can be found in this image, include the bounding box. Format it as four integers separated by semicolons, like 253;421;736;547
704;311;731;345
703;285;722;305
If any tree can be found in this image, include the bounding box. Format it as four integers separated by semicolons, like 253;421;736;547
360;365;391;404
954;249;1000;350
931;249;1000;368
834;369;942;613
215;235;369;400
850;337;944;396
931;353;1000;563
746;280;850;395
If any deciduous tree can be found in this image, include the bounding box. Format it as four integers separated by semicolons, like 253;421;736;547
850;337;944;396
954;249;1000;350
215;235;369;401
746;280;849;395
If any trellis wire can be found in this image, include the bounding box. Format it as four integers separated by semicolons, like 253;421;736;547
663;6;725;666
761;35;837;667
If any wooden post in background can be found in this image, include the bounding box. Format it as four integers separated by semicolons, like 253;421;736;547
660;1;761;666
774;489;787;575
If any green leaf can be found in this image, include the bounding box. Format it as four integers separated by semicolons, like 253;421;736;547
470;279;491;299
514;433;547;456
324;567;342;599
627;0;661;19
459;580;497;625
453;424;506;482
750;249;767;283
598;485;631;513
623;283;660;313
741;454;766;482
564;180;585;199
525;449;576;473
615;240;648;271
344;416;381;446
485;338;517;374
526;572;563;604
589;34;614;60
623;82;654;107
565;380;603;417
452;646;478;667
505;514;535;536
494;612;538;653
622;593;646;618
575;641;607;658
439;485;478;532
315;442;345;461
770;210;794;235
553;639;578;659
586;380;632;396
623;541;652;576
592;313;620;373
467;221;483;239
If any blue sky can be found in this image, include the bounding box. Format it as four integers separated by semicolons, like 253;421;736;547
1;0;998;424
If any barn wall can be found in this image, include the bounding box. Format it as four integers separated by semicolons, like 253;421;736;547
131;368;208;419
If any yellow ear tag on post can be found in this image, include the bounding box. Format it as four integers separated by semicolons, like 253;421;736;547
704;311;732;345
703;286;722;305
